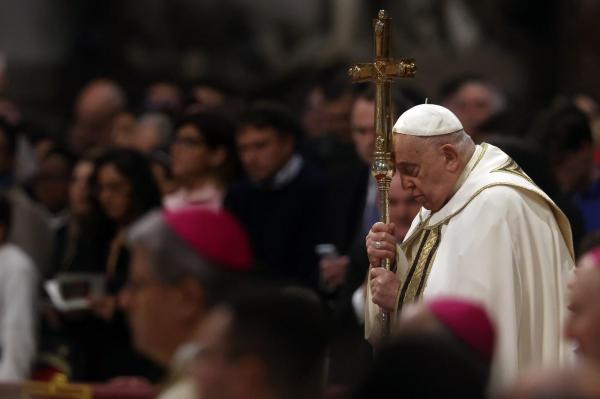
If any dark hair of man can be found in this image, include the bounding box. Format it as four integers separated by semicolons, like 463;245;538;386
176;112;240;182
0;193;12;235
529;100;593;165
222;289;330;399
237;102;303;141
42;146;78;173
176;112;235;150
91;149;162;221
0;118;18;157
354;85;416;119
352;331;488;399
438;73;488;102
485;136;557;196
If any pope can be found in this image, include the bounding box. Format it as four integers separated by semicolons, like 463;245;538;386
365;104;575;388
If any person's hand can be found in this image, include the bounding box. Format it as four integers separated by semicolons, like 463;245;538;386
90;295;116;321
320;255;350;290
369;267;400;313
366;222;397;267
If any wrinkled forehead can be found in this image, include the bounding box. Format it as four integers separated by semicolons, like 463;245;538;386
393;134;429;163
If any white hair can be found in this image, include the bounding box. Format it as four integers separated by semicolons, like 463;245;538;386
127;210;232;306
421;130;474;159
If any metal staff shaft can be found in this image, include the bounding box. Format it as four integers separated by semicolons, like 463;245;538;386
372;78;395;338
348;9;416;341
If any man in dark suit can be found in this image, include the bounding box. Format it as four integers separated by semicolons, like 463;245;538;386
225;102;327;290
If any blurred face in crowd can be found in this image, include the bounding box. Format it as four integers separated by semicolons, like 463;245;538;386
564;258;600;364
324;92;353;141
189;85;226;113
71;79;125;153
559;145;594;194
236;126;294;183
75;80;124;125
34;153;71;214
69;160;94;217
443;82;503;141
302;87;326;139
110;111;137;149
145;82;182;113
34;138;54;162
134;118;166;154
0;99;21;126
171;124;225;184
393;134;464;212
120;247;203;365
389;174;421;241
97;163;133;225
351;98;376;165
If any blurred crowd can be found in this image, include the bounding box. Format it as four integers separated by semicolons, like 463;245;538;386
0;63;598;399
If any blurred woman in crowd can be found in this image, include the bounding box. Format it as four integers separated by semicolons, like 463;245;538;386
48;155;95;276
67;149;164;382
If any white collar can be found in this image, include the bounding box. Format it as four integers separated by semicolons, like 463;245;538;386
452;144;483;196
272;154;303;189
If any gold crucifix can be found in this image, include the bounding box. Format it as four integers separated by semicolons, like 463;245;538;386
348;9;416;338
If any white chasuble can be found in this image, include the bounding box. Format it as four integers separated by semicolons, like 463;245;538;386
365;143;575;388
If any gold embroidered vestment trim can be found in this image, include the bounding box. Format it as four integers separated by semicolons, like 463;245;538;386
397;225;441;308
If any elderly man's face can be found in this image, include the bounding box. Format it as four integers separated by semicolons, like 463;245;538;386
393;134;459;212
564;261;600;364
119;248;191;365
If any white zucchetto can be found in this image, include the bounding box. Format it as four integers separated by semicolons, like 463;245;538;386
392;104;463;136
